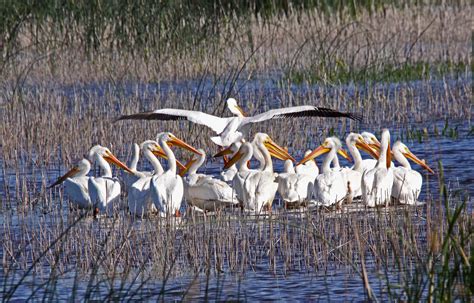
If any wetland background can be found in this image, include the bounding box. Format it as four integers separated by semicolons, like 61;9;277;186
0;0;472;301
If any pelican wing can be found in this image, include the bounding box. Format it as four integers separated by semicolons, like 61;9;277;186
117;109;231;134
241;106;362;125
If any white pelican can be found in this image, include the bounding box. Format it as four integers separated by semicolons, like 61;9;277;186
180;149;238;211
295;150;319;179
123;143;152;193
151;132;201;217
342;133;380;202
277;159;315;207
224;133;293;213
298;137;352;207
127;140;164;216
87;145;134;215
391;141;434;204
360;131;395;170
361;129;394;207
48;158;92;209
117;98;363;147
214;141;242;182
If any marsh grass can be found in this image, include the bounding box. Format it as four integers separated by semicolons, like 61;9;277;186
0;1;472;300
0;176;471;300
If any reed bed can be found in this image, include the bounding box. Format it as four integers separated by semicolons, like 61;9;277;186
0;1;472;301
1;3;471;83
1;179;471;300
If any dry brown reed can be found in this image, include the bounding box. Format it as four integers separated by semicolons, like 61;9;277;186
0;3;472;301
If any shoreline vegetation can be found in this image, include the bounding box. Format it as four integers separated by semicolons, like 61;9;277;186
1;1;471;84
0;0;472;301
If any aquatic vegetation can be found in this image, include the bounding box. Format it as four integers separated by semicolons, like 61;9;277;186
286;61;470;85
0;0;471;300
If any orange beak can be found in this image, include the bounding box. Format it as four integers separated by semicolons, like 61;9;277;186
337;148;352;162
179;157;197;177
103;150;134;174
48;166;80;188
264;138;295;162
404;150;435;174
297;145;330;166
150;143;188;173
356;139;380;160
168;135;202;155
386;143;392;169
236;105;246;117
213;146;233;158
224;150;244;170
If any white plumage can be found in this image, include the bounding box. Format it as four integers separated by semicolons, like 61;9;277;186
117;98;362;147
182;149;238;212
362;129;394;207
150;132;201;217
391;141;434;205
49;158;92;209
87;145;134;215
277;160;314;206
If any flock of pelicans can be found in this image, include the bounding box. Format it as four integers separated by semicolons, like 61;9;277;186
49;98;434;217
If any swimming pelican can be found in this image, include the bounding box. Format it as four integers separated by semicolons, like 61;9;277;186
48;158;92;209
181;149;238;212
151;132;201;217
342;133;380;202
391;141;434;204
117;98;363;147
224;133;293;213
361;129;394;207
298;137;352;207
277;159;315;207
87;145;134;215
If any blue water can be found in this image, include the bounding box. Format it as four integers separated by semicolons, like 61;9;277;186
0;76;472;301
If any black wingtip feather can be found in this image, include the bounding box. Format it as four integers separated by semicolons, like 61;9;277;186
348;112;363;122
113;111;187;123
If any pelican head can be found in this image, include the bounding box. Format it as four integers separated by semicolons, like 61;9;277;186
213;141;242;158
223;141;253;170
88;145;134;174
347;133;380;160
156;132;202;155
298;137;351;165
48;159;91;188
361;131;381;150
253;133;295;162
226;98;246;117
393;141;434;173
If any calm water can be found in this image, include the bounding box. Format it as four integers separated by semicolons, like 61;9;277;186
1;77;472;301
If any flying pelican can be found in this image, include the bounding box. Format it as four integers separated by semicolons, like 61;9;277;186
277;159;315;208
298;137;352;207
391;141;434;204
361;129;394;207
224;133;293;213
342;133;380;202
87;145;134;215
48;158;92;209
151;132;202;217
117;98;363;147
180;149;238;212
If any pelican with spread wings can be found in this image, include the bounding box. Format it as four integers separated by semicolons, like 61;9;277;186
117;98;362;147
